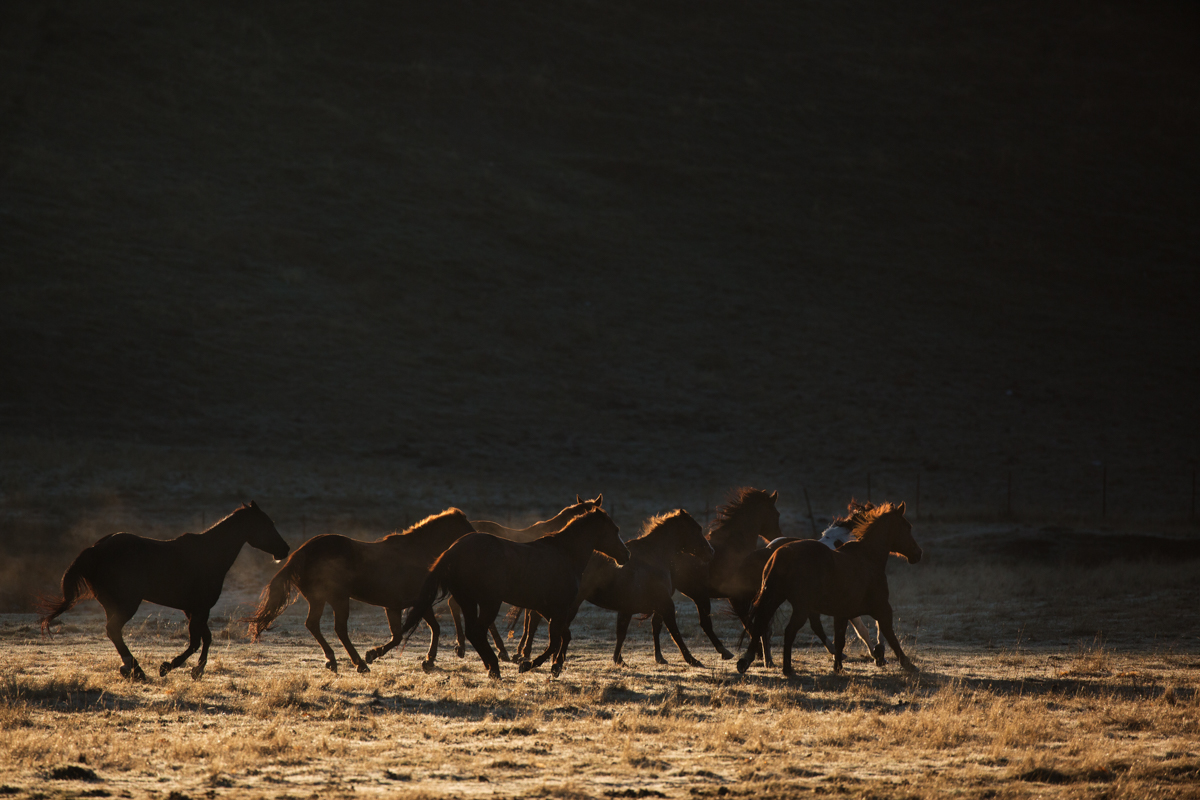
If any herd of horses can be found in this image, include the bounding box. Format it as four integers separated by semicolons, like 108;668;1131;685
39;489;923;681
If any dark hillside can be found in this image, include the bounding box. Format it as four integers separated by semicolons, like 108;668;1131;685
1;0;1198;528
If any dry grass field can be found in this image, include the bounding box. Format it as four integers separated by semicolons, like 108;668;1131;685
3;522;1199;800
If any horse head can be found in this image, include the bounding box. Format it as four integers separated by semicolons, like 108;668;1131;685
591;509;629;565
675;511;714;563
884;502;921;563
709;488;782;552
239;501;291;562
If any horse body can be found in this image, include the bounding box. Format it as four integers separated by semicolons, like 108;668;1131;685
41;502;289;680
666;488;781;661
458;494;603;661
399;508;628;678
520;509;713;667
249;508;474;674
735;501;922;677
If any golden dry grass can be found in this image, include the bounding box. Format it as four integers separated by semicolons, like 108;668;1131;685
3;551;1200;800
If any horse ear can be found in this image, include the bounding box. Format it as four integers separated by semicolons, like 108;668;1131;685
769;490;778;502
595;493;603;506
896;501;906;516
576;494;582;503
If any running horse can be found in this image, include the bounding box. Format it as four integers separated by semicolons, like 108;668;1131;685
40;502;289;680
398;508;628;678
248;508;475;674
464;494;603;661
736;501;922;677
665;488;782;662
518;509;714;667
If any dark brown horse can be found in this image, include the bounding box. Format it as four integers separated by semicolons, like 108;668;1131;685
519;509;713;667
248;508;475;674
40;502;289;680
665;488;782;661
459;494;604;662
398;508;629;678
736;501;922;677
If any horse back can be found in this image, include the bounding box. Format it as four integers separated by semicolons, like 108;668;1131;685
79;533;223;610
438;533;581;614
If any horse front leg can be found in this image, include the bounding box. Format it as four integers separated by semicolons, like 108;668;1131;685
161;611;201;677
832;616;848;673
465;599;503;679
191;610;213;679
689;594;733;659
489;620;511;663
549;620;573;677
732;597;771;668
659;603;704;668
518;609;542;663
613;612;632;666
876;606;917;673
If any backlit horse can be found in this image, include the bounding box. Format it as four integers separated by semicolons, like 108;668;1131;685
737;501;922;677
248;508;475;673
399;508;628;678
41;502;289;680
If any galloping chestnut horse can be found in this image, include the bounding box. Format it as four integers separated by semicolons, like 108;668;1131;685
666;488;782;661
518;510;713;667
460;494;604;662
399;508;629;678
765;501;888;665
736;501;922;677
248;508;475;674
40;502;289;680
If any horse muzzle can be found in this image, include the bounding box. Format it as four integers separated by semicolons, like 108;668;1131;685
905;548;923;564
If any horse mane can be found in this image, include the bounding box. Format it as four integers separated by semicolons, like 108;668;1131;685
379;508;469;541
847;502;902;541
631;509;689;543
708;488;773;546
832;500;876;532
546;507;607;538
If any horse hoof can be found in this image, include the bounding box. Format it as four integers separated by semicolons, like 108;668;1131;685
655;657;668;666
719;650;734;660
420;660;434;674
364;651;378;665
613;656;625;667
517;661;533;674
191;665;205;680
550;664;563;678
687;659;704;668
356;663;370;674
901;660;919;674
735;658;750;675
325;660;338;674
488;669;502;681
119;665;132;679
454;646;466;658
131;665;147;681
159;662;172;677
782;667;796;678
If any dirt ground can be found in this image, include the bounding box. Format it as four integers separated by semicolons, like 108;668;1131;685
3;521;1200;800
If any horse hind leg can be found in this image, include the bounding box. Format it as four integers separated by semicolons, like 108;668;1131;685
781;611;805;677
691;595;733;659
304;600;339;673
613;612;632;666
448;597;468;658
489;620;511;663
330;598;369;673
465;599;503;679
103;603;145;681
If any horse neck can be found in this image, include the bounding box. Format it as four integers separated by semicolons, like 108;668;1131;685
853;526;897;565
555;520;609;571
200;514;252;567
535;506;575;534
628;529;675;565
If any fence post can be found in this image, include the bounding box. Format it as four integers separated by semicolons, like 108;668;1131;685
1007;471;1012;519
803;487;817;537
867;473;872;503
1102;465;1107;518
1191;470;1196;523
915;473;920;520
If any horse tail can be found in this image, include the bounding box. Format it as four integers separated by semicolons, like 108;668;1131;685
398;555;452;643
747;550;787;635
39;547;97;632
248;550;305;641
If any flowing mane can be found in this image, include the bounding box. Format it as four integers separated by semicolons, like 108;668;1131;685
632;509;690;543
708;488;774;547
546;507;609;539
847;502;903;542
831;500;876;533
380;508;470;541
